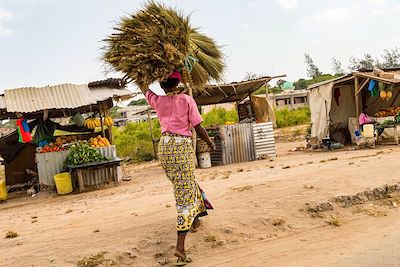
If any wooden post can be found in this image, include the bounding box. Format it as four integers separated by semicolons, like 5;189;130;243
147;109;157;160
99;109;105;138
354;76;361;127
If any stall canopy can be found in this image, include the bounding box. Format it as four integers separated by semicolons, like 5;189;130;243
0;79;133;120
193;76;276;106
308;69;400;143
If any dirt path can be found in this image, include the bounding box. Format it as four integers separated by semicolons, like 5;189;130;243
1;143;400;266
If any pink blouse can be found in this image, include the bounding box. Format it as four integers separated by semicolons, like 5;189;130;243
145;90;203;137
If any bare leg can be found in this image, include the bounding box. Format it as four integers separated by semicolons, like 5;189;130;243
174;233;187;259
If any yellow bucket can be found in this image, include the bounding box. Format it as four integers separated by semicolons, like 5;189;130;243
0;179;7;201
54;173;73;195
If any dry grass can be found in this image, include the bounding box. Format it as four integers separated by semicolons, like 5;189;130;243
232;185;253;192
326;215;342;227
5;231;18;239
354;206;388;217
204;235;217;242
272;218;286;226
76;252;116;267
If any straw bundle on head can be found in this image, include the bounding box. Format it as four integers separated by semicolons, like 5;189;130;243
103;1;224;93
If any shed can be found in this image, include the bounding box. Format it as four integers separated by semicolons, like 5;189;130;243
191;76;283;165
308;69;400;144
0;79;133;187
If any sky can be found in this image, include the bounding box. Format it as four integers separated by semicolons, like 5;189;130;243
0;0;400;93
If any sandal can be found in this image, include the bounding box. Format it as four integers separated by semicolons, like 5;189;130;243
175;254;192;266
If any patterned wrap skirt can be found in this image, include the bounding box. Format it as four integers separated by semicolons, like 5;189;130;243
158;134;212;234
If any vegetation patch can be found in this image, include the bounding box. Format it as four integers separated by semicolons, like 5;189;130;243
275;107;310;128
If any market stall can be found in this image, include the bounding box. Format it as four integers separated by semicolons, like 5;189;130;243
0;79;133;194
308;68;400;147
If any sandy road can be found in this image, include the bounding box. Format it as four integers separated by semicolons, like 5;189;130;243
1;143;400;266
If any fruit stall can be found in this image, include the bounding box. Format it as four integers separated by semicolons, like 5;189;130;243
0;79;133;195
309;68;400;146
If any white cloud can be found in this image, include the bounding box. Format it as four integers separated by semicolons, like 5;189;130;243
275;0;298;9
301;7;353;24
300;2;400;26
0;9;14;36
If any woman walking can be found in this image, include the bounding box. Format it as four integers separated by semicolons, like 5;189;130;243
145;71;215;265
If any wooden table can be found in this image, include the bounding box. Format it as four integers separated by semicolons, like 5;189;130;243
67;158;122;192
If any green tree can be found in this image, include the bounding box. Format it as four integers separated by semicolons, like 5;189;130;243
331;57;344;75
304;53;322;78
128;98;147;106
380;48;400;68
348;54;378;70
294;79;307;90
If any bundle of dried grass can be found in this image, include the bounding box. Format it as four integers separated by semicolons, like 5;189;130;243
103;1;224;93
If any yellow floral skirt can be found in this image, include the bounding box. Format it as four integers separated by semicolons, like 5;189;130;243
158;134;210;234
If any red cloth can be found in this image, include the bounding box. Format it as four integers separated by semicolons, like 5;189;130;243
334;87;341;106
16;118;32;143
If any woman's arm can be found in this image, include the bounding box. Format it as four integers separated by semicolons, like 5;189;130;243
194;124;216;152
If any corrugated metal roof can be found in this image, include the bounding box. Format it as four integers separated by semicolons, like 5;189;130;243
194;77;273;106
4;84;95;113
3;83;133;113
90;87;134;102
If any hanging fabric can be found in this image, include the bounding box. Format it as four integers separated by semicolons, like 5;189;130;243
334;87;341;106
16;118;32;143
368;80;378;97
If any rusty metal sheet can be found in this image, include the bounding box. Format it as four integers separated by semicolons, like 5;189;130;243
253;122;276;158
219;123;255;165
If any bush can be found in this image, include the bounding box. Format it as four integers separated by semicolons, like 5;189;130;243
113;120;161;162
202;107;238;127
275;107;310;128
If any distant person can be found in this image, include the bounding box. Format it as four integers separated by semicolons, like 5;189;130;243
144;71;215;265
359;107;375;129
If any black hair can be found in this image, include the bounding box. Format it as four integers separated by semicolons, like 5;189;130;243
160;77;180;91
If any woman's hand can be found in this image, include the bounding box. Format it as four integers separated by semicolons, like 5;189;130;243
209;141;216;152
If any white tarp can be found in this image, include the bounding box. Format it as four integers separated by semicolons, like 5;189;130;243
309;81;333;140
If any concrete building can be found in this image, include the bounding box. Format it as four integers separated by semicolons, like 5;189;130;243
267;90;309;110
116;105;157;126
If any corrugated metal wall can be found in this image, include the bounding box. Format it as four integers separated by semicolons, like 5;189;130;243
36;146;118;187
253;122;276;158
219;123;256;165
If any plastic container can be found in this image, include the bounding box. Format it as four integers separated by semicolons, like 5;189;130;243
0;179;7;201
54;172;73;195
72;113;85;127
198;152;211;169
363;124;374;138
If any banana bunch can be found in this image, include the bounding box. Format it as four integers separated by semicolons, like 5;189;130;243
104;116;114;127
85;118;101;129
